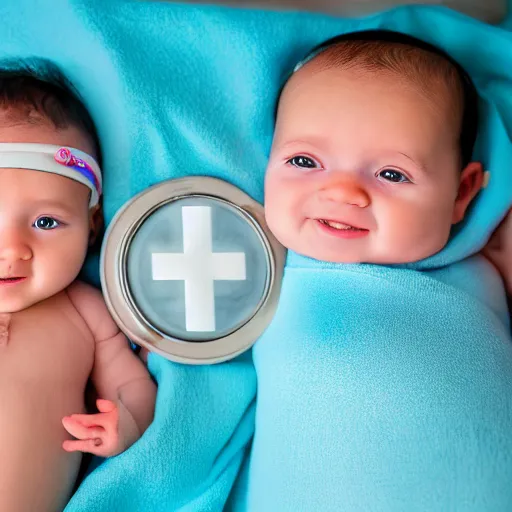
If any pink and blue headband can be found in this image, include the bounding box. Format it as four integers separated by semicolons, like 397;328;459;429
0;143;102;207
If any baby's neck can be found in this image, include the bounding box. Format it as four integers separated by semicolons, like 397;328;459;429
0;313;11;346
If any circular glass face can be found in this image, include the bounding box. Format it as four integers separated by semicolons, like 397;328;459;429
126;196;271;342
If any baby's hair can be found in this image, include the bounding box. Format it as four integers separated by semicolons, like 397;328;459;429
284;30;478;169
0;59;101;163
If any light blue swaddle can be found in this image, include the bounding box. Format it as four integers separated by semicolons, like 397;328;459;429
0;1;511;510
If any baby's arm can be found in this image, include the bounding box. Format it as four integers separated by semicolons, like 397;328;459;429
483;208;512;296
62;281;157;457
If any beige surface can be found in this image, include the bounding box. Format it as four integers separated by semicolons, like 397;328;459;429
180;0;507;23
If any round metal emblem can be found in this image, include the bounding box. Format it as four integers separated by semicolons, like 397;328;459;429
101;177;285;364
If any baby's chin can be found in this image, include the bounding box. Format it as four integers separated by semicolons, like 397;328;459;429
0;297;43;314
0;301;29;315
298;250;371;264
0;286;67;314
284;241;366;264
290;244;440;265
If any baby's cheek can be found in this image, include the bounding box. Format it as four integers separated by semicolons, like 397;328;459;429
265;204;287;245
379;201;450;261
266;193;298;240
49;259;82;291
264;186;282;225
53;240;88;286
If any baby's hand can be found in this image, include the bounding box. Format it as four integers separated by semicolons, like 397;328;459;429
62;399;123;457
483;208;512;295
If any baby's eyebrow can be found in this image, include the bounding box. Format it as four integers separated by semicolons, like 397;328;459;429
277;137;327;151
30;199;78;213
398;152;428;173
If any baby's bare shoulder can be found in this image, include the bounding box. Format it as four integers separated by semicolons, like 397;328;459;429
65;280;119;341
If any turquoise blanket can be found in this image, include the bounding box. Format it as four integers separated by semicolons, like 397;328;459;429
1;1;512;510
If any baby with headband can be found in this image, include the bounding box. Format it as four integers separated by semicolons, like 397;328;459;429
0;66;156;512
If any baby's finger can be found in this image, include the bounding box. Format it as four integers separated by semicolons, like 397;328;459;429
62;417;104;439
63;412;108;428
62;438;104;455
96;399;116;414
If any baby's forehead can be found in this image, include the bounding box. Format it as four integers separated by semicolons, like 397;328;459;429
278;51;463;141
0;167;91;206
297;48;459;102
273;66;462;165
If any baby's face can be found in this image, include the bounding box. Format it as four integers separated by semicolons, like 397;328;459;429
0;122;95;313
265;64;479;264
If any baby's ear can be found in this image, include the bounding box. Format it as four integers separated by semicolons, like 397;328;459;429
452;162;484;224
88;204;104;247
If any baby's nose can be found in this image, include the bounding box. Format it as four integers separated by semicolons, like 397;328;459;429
0;232;32;263
318;173;370;208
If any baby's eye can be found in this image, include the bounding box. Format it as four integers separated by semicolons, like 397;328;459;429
286;155;319;169
33;216;60;230
378;169;410;183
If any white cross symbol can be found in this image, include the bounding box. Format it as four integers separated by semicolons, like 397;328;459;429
151;205;246;332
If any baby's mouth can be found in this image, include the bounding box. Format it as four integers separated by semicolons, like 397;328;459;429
318;219;367;231
0;277;26;283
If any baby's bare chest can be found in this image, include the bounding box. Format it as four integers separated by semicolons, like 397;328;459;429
0;297;94;387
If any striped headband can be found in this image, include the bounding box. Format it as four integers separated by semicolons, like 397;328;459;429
0;143;102;207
